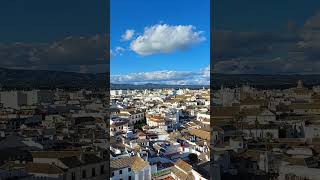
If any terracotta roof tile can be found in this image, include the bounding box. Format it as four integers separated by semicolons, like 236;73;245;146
26;163;64;174
111;156;149;172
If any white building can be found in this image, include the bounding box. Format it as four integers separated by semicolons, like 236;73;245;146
278;162;320;180
146;115;166;128
30;151;108;180
111;90;128;96
25;90;54;105
119;109;145;126
0;91;27;109
110;156;151;180
241;127;279;140
170;159;208;180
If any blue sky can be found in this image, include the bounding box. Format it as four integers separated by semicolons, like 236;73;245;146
0;0;106;42
0;0;108;73
110;0;210;85
214;0;320;32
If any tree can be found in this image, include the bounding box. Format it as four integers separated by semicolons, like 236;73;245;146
188;153;198;164
134;120;146;130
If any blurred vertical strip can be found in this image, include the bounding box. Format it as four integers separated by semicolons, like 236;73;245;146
106;0;111;178
210;0;214;179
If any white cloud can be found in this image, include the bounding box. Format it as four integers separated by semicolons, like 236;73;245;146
121;29;135;41
112;71;194;83
110;46;125;58
130;24;205;56
115;46;125;55
111;65;209;85
202;65;210;78
79;65;89;73
110;49;114;57
0;34;108;69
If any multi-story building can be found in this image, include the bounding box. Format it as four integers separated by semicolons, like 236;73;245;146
110;156;151;180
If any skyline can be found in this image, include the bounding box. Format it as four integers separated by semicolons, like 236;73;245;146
110;0;210;85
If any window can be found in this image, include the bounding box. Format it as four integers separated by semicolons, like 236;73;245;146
71;172;76;180
100;165;105;174
129;176;132;180
120;170;122;174
128;167;131;172
82;170;86;178
112;172;114;177
92;168;96;177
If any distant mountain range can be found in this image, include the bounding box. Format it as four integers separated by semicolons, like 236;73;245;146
212;73;320;89
110;83;209;90
0;68;107;90
1;68;320;90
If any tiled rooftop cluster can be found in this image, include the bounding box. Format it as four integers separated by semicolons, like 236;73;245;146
110;88;210;180
0;89;109;180
211;80;320;179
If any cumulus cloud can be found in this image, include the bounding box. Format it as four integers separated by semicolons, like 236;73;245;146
111;65;209;85
130;24;205;56
121;29;135;41
213;31;299;61
110;46;125;58
202;65;210;78
213;11;320;74
115;46;125;55
0;34;108;73
304;12;320;30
